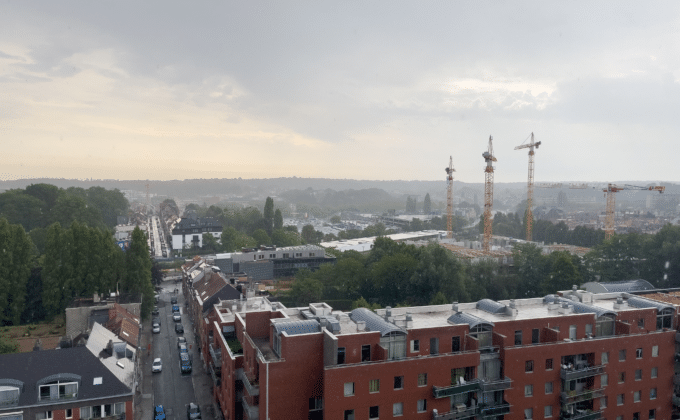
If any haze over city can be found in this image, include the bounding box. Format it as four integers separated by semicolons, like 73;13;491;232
2;1;679;183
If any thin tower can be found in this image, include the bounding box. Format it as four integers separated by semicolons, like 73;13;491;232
482;136;497;252
445;156;455;239
514;133;541;241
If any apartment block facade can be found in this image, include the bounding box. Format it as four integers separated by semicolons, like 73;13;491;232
199;287;680;420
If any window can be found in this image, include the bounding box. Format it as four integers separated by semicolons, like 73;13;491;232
369;379;380;393
430;338;439;355
393;402;403;417
394;376;404;390
525;384;533;397
369;406;379;419
636;348;642;358
650;388;657;400
410;340;419;353
36;413;52;420
309;398;323;411
66;410;72;419
633;413;640;420
545;382;553;394
585;324;593;336
451;336;460;352
532;328;539;344
524;408;533;419
633;390;640;402
38;381;78;401
602;352;609;364
525;360;534;373
417;399;427;413
544;406;552;418
600;396;607;409
652;345;659;357
361;344;371;362
344;382;354;396
515;330;523;345
649;409;656;419
344;410;355;420
569;325;577;340
617;394;624;405
601;374;608;387
618;372;625;383
619;349;626;361
635;369;642;381
337;347;346;365
0;387;19;406
651;367;658;378
80;407;91;419
546;358;553;370
417;373;427;387
638;318;645;328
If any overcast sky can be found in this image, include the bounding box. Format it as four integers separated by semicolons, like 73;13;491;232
1;1;679;183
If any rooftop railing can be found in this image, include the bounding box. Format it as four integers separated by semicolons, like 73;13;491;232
560;365;605;381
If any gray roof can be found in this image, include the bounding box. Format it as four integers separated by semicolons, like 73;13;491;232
447;312;494;328
349;308;405;336
476;299;506;314
582;279;655;294
272;320;321;336
0;346;132;410
626;296;674;313
549;296;617;319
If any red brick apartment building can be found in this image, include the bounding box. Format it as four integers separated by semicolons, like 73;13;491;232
199;288;680;420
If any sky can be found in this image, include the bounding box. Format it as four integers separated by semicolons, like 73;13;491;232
1;1;679;183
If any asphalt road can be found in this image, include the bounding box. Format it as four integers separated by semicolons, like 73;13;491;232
151;287;197;420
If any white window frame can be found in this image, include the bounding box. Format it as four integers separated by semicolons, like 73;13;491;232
652;345;659;357
344;382;354;397
417;399;427;413
393;402;403;417
525;384;533;397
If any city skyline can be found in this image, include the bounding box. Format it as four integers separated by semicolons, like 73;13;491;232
2;2;679;183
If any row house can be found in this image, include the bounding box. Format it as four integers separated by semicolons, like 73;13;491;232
200;286;680;420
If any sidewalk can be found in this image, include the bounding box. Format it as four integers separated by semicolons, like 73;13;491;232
191;351;219;420
134;319;153;420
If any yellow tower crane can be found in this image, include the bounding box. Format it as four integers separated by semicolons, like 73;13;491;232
603;184;665;240
515;133;541;241
445;156;455;239
482;136;497;252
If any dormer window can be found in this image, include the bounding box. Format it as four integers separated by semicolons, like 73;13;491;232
0;385;21;406
36;375;80;402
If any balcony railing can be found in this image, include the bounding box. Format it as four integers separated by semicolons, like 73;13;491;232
479;402;511;419
561;388;605;405
38;392;78;403
478;377;512;392
675;332;680;344
209;343;222;368
242;398;259;420
561;365;605;381
0;396;19;407
209;363;221;388
237;368;260;397
674;374;680;386
673;394;680;407
432;406;479;420
433;379;479;398
560;410;602;420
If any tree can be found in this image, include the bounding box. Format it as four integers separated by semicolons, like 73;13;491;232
0;218;34;325
274;209;283;230
202;233;221;253
512;243;547;298
263;197;274;236
330;215;342;224
542;251;582;294
0;337;18;354
423;193;432;214
430;292;448;305
289;269;323;305
122;227;154;319
252;229;271;246
221;227;239;252
301;224;318;244
271;229;301;247
151;262;164;286
41;223;70;318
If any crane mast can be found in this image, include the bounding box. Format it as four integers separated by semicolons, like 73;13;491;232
515;133;541;241
445;156;455;239
603;184;665;240
482;136;497;252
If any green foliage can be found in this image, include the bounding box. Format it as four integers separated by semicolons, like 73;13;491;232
351;297;381;310
202;233;222;253
301;224;322;244
0;336;18;354
271;229;302;247
329;215;342;224
274;209;283;230
122;227;154;319
263;197;274;236
252;229;271;246
0;218;34;325
429;292;448;305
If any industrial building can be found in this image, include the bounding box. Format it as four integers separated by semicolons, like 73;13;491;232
198;285;680;420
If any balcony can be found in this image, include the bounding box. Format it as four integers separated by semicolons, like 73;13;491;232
0;395;19;407
560;388;605;405
242;397;259;420
38;392;78;403
432;406;479;420
237;368;260;397
433;380;479;398
675;332;680;344
479;402;511;419
675;374;680;386
478;377;512;392
673;394;680;407
209;343;222;368
560;410;602;420
209;363;221;388
561;365;605;381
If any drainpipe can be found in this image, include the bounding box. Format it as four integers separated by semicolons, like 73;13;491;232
266;361;269;420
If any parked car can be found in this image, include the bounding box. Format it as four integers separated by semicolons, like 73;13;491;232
178;343;188;354
171;297;178;304
152;358;162;373
155;406;165;420
175;323;184;334
173;313;181;322
152;323;161;334
186;403;201;420
177;337;187;348
172;305;180;313
152;317;161;326
152;307;159;315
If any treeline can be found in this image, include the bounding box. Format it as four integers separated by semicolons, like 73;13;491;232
0;218;155;327
489;212;605;248
285;224;680;308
